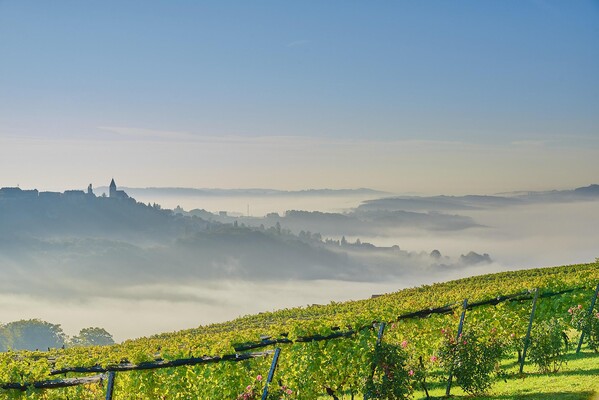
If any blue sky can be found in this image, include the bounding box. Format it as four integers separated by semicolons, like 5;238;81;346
0;1;598;192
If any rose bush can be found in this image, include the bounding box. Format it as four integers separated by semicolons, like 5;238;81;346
438;327;505;395
569;303;599;352
364;341;415;399
527;318;568;373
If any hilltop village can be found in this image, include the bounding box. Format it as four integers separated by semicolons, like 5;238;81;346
0;178;180;241
0;179;130;201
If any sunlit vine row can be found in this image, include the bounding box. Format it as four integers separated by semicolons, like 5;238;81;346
1;262;597;399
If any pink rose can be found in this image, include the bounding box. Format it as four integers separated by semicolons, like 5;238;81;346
256;375;262;381
285;389;293;395
578;304;583;309
246;385;252;391
401;340;408;348
430;355;438;362
408;370;414;376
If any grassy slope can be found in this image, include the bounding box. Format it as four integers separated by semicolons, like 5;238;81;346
419;350;599;400
328;349;599;399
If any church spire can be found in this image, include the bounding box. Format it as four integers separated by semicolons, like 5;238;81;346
109;178;117;197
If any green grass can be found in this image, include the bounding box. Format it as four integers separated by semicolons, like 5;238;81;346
417;349;599;400
329;349;599;400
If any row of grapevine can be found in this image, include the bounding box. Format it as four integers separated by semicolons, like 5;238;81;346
1;262;598;399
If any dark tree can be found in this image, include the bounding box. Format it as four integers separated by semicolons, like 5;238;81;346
0;319;66;351
71;327;115;346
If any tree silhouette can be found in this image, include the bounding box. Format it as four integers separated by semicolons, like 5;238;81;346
71;327;115;346
0;319;66;351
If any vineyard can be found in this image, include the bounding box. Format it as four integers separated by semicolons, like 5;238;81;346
1;261;598;399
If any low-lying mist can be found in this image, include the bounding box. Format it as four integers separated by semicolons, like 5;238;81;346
1;185;597;341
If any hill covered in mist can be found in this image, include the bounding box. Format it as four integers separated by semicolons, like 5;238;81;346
358;184;599;212
0;187;491;305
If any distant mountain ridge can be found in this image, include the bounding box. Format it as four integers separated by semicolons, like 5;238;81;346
573;184;599;195
94;187;388;198
359;184;599;212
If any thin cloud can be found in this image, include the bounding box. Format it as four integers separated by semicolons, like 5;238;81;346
286;39;310;48
93;127;599;152
510;140;547;147
98;126;197;141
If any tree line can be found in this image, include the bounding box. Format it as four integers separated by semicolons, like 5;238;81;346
0;319;114;351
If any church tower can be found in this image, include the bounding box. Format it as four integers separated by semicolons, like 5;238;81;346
109;178;117;198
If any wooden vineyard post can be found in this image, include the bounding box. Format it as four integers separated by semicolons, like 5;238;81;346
261;348;281;400
519;288;539;374
363;322;386;400
105;371;116;400
446;298;468;397
375;322;386;346
577;283;599;353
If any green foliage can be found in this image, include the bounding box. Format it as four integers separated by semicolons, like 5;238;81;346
0;319;66;351
0;262;597;399
364;342;414;399
569;303;599;352
438;327;505;395
527;318;568;373
235;374;294;399
70;327;115;347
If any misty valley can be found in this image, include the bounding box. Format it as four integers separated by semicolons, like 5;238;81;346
0;183;494;300
1;182;598;343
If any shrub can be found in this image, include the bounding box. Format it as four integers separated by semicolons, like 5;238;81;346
527;318;568;373
569;303;599;352
395;338;433;399
364;342;414;400
237;375;294;400
438;327;505;395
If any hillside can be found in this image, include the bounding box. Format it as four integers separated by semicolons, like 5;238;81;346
0;189;494;307
1;261;598;399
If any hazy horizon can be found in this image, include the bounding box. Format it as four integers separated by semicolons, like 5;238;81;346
1;1;598;195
